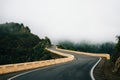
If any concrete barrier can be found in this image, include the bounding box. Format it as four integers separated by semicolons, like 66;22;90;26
57;48;110;60
0;48;74;74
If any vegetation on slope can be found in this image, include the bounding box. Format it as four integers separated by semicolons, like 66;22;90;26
0;22;53;65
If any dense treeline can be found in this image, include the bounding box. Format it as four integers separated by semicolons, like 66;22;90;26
0;22;53;65
57;41;115;55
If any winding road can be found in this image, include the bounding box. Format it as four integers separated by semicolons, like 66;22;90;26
8;47;100;80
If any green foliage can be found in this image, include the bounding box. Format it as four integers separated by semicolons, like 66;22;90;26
0;22;52;65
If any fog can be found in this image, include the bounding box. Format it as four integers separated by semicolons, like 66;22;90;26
0;0;120;43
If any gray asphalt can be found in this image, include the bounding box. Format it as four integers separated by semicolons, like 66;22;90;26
8;47;99;80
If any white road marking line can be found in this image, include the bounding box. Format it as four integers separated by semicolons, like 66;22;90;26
7;60;70;80
7;66;51;80
90;57;102;80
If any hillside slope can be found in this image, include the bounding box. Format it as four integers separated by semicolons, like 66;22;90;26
0;22;53;65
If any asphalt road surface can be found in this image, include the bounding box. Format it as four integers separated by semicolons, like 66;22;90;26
8;47;99;80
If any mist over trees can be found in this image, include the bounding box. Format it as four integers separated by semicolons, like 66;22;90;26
0;22;52;65
57;40;115;55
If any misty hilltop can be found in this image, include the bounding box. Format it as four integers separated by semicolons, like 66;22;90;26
0;22;40;49
0;22;30;34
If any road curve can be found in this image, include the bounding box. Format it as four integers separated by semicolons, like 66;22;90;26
8;47;100;80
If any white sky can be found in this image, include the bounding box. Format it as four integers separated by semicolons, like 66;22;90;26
0;0;120;43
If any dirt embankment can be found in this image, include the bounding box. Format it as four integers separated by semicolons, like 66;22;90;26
94;58;120;80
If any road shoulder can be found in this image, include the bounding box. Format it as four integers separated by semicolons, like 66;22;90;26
94;58;120;80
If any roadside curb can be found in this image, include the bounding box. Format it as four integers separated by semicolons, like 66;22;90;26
57;48;110;60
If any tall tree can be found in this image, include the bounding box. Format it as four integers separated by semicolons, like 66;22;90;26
112;36;120;63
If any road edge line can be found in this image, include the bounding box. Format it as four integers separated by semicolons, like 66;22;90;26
90;57;102;80
7;67;48;80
